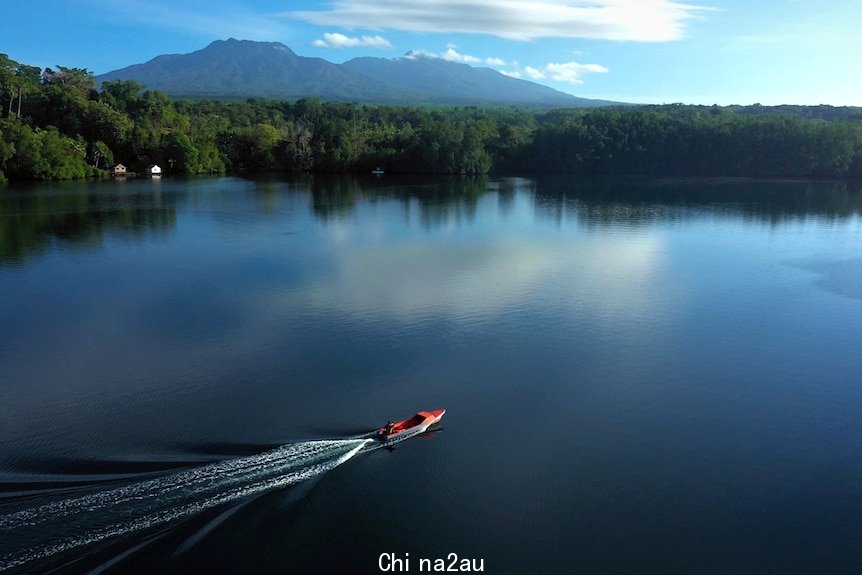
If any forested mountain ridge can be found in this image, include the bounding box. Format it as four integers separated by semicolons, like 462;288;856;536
1;52;862;183
95;39;604;107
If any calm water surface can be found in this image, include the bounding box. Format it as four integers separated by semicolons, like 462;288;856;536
1;175;861;573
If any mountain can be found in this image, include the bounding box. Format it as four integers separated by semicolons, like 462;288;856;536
96;39;618;107
96;39;397;101
343;53;611;107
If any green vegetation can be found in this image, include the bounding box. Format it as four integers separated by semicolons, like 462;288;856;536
2;53;862;183
516;107;862;177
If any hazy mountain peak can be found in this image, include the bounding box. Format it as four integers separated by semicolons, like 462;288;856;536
206;38;296;55
402;50;430;60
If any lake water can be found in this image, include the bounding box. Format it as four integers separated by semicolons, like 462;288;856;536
1;175;862;574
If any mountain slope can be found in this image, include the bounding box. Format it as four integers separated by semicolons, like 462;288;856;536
96;39;618;106
344;54;612;107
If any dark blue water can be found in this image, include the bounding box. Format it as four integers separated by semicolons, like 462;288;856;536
1;175;862;573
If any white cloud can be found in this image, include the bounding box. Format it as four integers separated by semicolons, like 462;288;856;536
403;47;606;85
441;47;480;64
289;0;709;42
513;61;609;84
406;47;510;68
524;66;546;80
312;32;392;48
544;61;609;84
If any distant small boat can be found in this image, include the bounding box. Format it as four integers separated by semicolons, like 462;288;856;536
377;409;446;445
371;167;384;175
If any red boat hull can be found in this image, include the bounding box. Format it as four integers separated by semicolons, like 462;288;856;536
377;409;446;444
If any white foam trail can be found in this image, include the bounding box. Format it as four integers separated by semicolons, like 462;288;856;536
0;440;353;529
0;439;369;572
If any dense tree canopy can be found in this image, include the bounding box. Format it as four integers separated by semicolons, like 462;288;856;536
1;53;861;183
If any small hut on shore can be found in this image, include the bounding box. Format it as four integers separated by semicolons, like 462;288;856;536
147;164;162;175
110;164;127;176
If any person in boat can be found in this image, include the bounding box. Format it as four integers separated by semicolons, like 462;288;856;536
382;421;395;435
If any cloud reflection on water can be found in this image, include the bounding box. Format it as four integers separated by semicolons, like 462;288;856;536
272;214;668;325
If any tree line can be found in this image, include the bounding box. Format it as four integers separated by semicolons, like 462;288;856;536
2;53;862;184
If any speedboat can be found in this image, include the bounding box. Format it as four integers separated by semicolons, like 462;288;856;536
377;409;446;445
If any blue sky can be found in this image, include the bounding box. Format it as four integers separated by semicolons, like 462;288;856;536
1;0;859;105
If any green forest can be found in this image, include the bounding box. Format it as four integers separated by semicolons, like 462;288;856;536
2;53;862;184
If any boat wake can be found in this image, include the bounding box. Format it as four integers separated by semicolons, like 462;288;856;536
0;438;370;572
